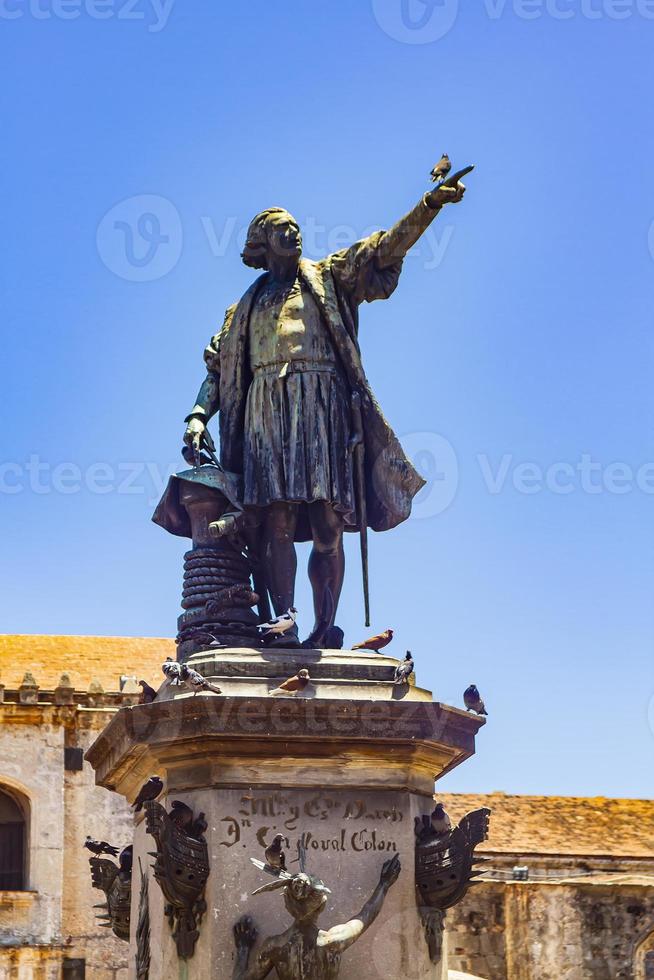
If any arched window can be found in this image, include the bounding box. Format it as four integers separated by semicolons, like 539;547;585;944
636;929;654;980
0;788;26;890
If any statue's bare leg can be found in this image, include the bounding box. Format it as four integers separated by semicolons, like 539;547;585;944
306;501;345;644
263;503;299;642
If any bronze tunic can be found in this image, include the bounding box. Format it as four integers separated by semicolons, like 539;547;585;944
243;276;354;515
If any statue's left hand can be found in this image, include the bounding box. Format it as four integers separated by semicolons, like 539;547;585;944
379;853;401;889
426;182;466;209
234;915;257;951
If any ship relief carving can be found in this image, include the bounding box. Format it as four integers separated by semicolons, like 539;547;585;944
145;799;210;959
414;807;491;963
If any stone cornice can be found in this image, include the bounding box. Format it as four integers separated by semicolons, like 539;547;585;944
86;695;485;799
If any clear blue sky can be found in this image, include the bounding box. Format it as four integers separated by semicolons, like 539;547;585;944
1;1;653;798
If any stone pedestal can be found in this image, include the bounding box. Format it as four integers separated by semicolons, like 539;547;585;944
86;647;485;980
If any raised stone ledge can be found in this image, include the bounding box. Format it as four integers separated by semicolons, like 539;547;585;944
86;695;485;799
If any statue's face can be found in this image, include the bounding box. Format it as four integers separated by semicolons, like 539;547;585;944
265;211;302;263
289;874;312;900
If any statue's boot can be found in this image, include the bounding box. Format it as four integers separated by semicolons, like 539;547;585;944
301;624;344;650
265;624;301;649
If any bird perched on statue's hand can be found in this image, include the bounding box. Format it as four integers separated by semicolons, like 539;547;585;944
132;775;163;812
257;607;298;637
138;680;157;704
430;154;452;184
464;684;488;716
84;836;119;857
269;668;310;698
352;628;394;653
394;651;414;686
264;834;287;871
430;803;452;836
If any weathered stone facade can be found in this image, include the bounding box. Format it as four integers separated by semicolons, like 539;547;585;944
1;640;652;980
0;636;169;980
442;794;654;980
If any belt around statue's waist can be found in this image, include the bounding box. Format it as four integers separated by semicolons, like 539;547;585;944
252;359;339;378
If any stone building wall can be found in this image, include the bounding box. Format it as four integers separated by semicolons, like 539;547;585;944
0;696;135;980
446;878;654;979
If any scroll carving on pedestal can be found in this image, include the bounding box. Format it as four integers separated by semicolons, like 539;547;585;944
414;806;491;964
144;799;210;959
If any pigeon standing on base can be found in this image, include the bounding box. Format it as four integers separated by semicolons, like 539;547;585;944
257;608;298;638
352;628;394;653
162;659;222;695
268;669;310;698
132;775;163;812
464;684;488;716
138;680;157;704
84;836;119;857
393;652;414;686
430;803;452;836
264;834;287;871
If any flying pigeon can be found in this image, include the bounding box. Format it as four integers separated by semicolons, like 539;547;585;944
132;775;163;812
264;834;287;871
118;845;133;875
257;607;298;637
430;153;452;184
430;803;452;836
393;651;414;686
464;684;488;716
162;659;222;695
269;668;310;697
84;836;119;857
352;628;394;653
138;680;157;704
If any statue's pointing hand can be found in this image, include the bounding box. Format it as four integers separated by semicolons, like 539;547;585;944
427;181;466;210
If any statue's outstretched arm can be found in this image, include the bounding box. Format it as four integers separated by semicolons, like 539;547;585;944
320;854;401;954
375;183;465;269
233;917;275;980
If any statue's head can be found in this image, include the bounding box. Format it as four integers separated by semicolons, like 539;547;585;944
283;872;331;923
241;208;303;270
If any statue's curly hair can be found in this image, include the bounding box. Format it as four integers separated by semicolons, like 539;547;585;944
241;207;297;270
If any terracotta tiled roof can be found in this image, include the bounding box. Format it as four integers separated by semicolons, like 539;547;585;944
0;634;173;692
440;793;654;860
